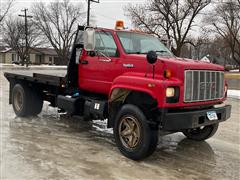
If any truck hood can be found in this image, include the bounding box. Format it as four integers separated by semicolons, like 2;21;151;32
158;56;224;71
127;54;224;71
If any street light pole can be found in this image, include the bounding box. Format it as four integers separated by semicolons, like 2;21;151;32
18;9;32;67
87;0;99;26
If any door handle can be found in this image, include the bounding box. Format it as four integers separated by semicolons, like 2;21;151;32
99;59;112;62
81;60;88;64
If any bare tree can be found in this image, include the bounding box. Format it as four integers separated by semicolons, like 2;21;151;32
32;0;85;65
3;17;46;66
0;0;14;23
181;36;210;59
210;0;240;69
125;0;211;56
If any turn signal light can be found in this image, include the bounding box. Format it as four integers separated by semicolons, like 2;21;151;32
164;69;172;78
115;20;124;30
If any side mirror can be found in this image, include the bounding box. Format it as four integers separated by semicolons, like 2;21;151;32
146;51;157;64
75;48;82;64
89;51;96;57
84;28;96;51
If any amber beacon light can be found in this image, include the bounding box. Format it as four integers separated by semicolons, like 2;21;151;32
115;20;124;30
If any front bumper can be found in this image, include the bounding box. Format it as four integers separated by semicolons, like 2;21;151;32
162;105;231;131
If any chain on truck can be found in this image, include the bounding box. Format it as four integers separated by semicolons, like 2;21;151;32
4;21;231;160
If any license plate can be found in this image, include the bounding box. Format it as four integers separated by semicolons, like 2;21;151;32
207;111;218;121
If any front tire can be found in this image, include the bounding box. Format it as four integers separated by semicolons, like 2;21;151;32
182;124;219;141
114;104;158;160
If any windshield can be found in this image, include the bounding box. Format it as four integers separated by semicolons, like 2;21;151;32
117;31;173;57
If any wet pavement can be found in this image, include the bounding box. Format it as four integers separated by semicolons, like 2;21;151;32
0;68;240;180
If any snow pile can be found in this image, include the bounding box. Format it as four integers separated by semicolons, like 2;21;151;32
228;90;240;99
229;69;239;72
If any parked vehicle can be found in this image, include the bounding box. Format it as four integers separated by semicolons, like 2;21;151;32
4;22;231;160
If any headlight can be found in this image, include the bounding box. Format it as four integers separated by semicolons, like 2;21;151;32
166;87;175;97
166;87;180;103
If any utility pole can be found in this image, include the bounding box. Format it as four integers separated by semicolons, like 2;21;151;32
87;0;99;26
18;9;32;67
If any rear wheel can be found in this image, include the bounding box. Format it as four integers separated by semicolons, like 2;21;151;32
114;104;158;160
182;124;219;141
12;83;43;117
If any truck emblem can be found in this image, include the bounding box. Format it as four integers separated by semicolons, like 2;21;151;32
211;82;216;90
200;82;216;90
123;64;134;68
200;82;205;90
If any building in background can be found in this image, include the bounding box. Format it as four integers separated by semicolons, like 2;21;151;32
0;46;59;65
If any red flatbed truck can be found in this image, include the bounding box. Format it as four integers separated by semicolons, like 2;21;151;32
4;24;231;160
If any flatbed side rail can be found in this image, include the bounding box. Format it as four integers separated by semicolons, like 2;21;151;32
4;72;65;87
4;72;66;106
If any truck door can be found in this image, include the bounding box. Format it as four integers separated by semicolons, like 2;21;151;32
79;31;122;94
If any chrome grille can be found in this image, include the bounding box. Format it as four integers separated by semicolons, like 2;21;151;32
184;70;224;102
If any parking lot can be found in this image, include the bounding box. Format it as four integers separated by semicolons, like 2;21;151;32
1;67;239;180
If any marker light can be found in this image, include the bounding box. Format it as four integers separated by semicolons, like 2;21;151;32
115;20;124;30
166;87;175;97
164;69;172;78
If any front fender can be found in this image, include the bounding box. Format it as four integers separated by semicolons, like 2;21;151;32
109;74;162;102
109;73;182;108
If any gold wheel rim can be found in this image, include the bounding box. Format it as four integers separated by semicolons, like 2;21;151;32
14;90;23;112
119;116;141;149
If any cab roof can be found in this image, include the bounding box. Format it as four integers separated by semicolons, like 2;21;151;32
94;27;149;35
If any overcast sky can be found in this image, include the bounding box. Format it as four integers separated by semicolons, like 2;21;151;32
3;0;146;28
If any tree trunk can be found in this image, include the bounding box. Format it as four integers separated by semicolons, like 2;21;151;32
172;45;182;57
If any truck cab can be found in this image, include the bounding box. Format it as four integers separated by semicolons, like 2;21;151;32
5;22;231;160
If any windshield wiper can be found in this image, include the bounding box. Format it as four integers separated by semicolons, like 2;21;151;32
128;51;147;54
155;50;168;54
128;50;171;56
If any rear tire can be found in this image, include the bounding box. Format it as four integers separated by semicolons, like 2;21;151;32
182;124;219;141
12;83;43;117
114;104;158;160
30;89;43;116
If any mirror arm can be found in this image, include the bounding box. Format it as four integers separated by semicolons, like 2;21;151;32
97;51;112;61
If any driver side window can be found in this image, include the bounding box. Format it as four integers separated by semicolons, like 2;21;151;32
95;32;119;57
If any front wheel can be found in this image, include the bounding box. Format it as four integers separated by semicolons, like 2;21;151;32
182;124;219;141
114;104;158;160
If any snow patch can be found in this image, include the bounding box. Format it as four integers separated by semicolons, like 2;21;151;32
228;90;240;99
229;69;239;72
